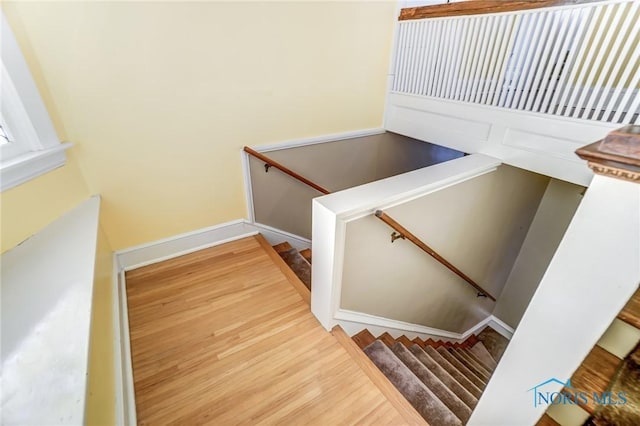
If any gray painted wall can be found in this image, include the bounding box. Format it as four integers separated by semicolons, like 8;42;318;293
340;165;550;333
248;132;463;238
492;179;584;328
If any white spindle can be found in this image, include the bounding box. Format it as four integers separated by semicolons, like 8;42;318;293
463;17;489;102
414;22;429;96
503;13;535;108
443;20;462;99
534;9;575;112
453;17;476;100
512;12;546;109
439;19;458;98
524;12;562;111
548;7;594;114
573;3;625;118
481;15;508;105
606;41;640;122
491;14;521;106
419;21;435;96
473;15;500;104
612;67;640;123
591;2;639;120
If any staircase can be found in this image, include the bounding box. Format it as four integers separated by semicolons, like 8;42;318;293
272;242;311;290
352;327;508;425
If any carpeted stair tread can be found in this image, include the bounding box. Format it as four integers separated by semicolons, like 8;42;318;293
460;348;494;374
299;248;312;264
277;247;311;290
391;343;472;423
437;347;487;389
409;345;478;409
363;341;462;426
476;326;509;362
469;342;497;371
449;349;491;382
453;349;492;380
424;346;483;399
352;329;376;350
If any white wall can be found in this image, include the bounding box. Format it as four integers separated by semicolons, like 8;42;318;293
493;179;585;328
1;197;100;425
468;174;640;425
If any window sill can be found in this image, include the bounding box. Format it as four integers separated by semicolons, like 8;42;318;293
1;142;72;192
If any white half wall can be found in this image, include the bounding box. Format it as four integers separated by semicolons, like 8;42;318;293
1;197;100;425
468;174;640;425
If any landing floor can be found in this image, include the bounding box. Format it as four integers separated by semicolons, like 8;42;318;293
126;235;406;425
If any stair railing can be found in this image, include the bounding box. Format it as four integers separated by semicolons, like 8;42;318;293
243;146;331;195
375;210;497;301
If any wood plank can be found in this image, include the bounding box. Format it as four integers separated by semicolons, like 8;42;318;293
352;329;376;350
399;0;601;21
565;346;622;414
272;241;293;253
126;236;407;425
536;413;561;426
618;287;640;329
397;335;413;348
332;326;427;426
378;332;397;348
299;248;312;264
412;337;426;348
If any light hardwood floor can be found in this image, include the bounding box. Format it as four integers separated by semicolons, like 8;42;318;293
126;235;409;425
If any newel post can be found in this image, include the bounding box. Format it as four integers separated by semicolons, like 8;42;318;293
576;125;640;184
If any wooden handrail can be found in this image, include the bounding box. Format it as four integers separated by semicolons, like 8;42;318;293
244;146;331;195
375;210;496;301
399;0;600;21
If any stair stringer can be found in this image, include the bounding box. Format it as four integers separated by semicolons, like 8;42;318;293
336;308;513;345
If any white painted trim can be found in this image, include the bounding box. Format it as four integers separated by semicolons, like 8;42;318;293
252;222;311;251
336;309;514;342
112;255;125;426
115;219;258;271
0;142;71;191
336;309;462;339
250;128;385;153
241;150;255;223
117;269;136;426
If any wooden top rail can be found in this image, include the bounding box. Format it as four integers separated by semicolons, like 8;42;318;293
399;0;600;21
244;146;331;195
375;210;496;302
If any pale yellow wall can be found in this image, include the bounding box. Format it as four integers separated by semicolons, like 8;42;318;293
86;225;115;426
3;1;397;250
0;151;90;253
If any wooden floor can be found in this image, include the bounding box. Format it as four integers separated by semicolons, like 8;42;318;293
126;235;407;425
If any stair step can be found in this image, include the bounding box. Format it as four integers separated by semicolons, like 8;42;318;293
423;346;483;399
352;329;376;350
436;347;487;389
469;342;497;371
452;349;492;380
396;335;413;348
618;287;640;329
391;343;472;423
272;241;293;254
409;345;478;410
299;248;312;264
276;247;311;290
412;337;426;348
537;413;561;426
459;347;494;374
363;341;462;426
476;326;509;362
377;332;397;348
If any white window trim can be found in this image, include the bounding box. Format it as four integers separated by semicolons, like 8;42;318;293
1;11;71;192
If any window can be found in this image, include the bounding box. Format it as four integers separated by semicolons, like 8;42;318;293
1;11;70;191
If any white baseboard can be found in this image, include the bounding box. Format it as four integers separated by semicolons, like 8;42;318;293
250;128;385;153
115;220;259;271
335;309;514;343
112;257;125;426
252;222;311;251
